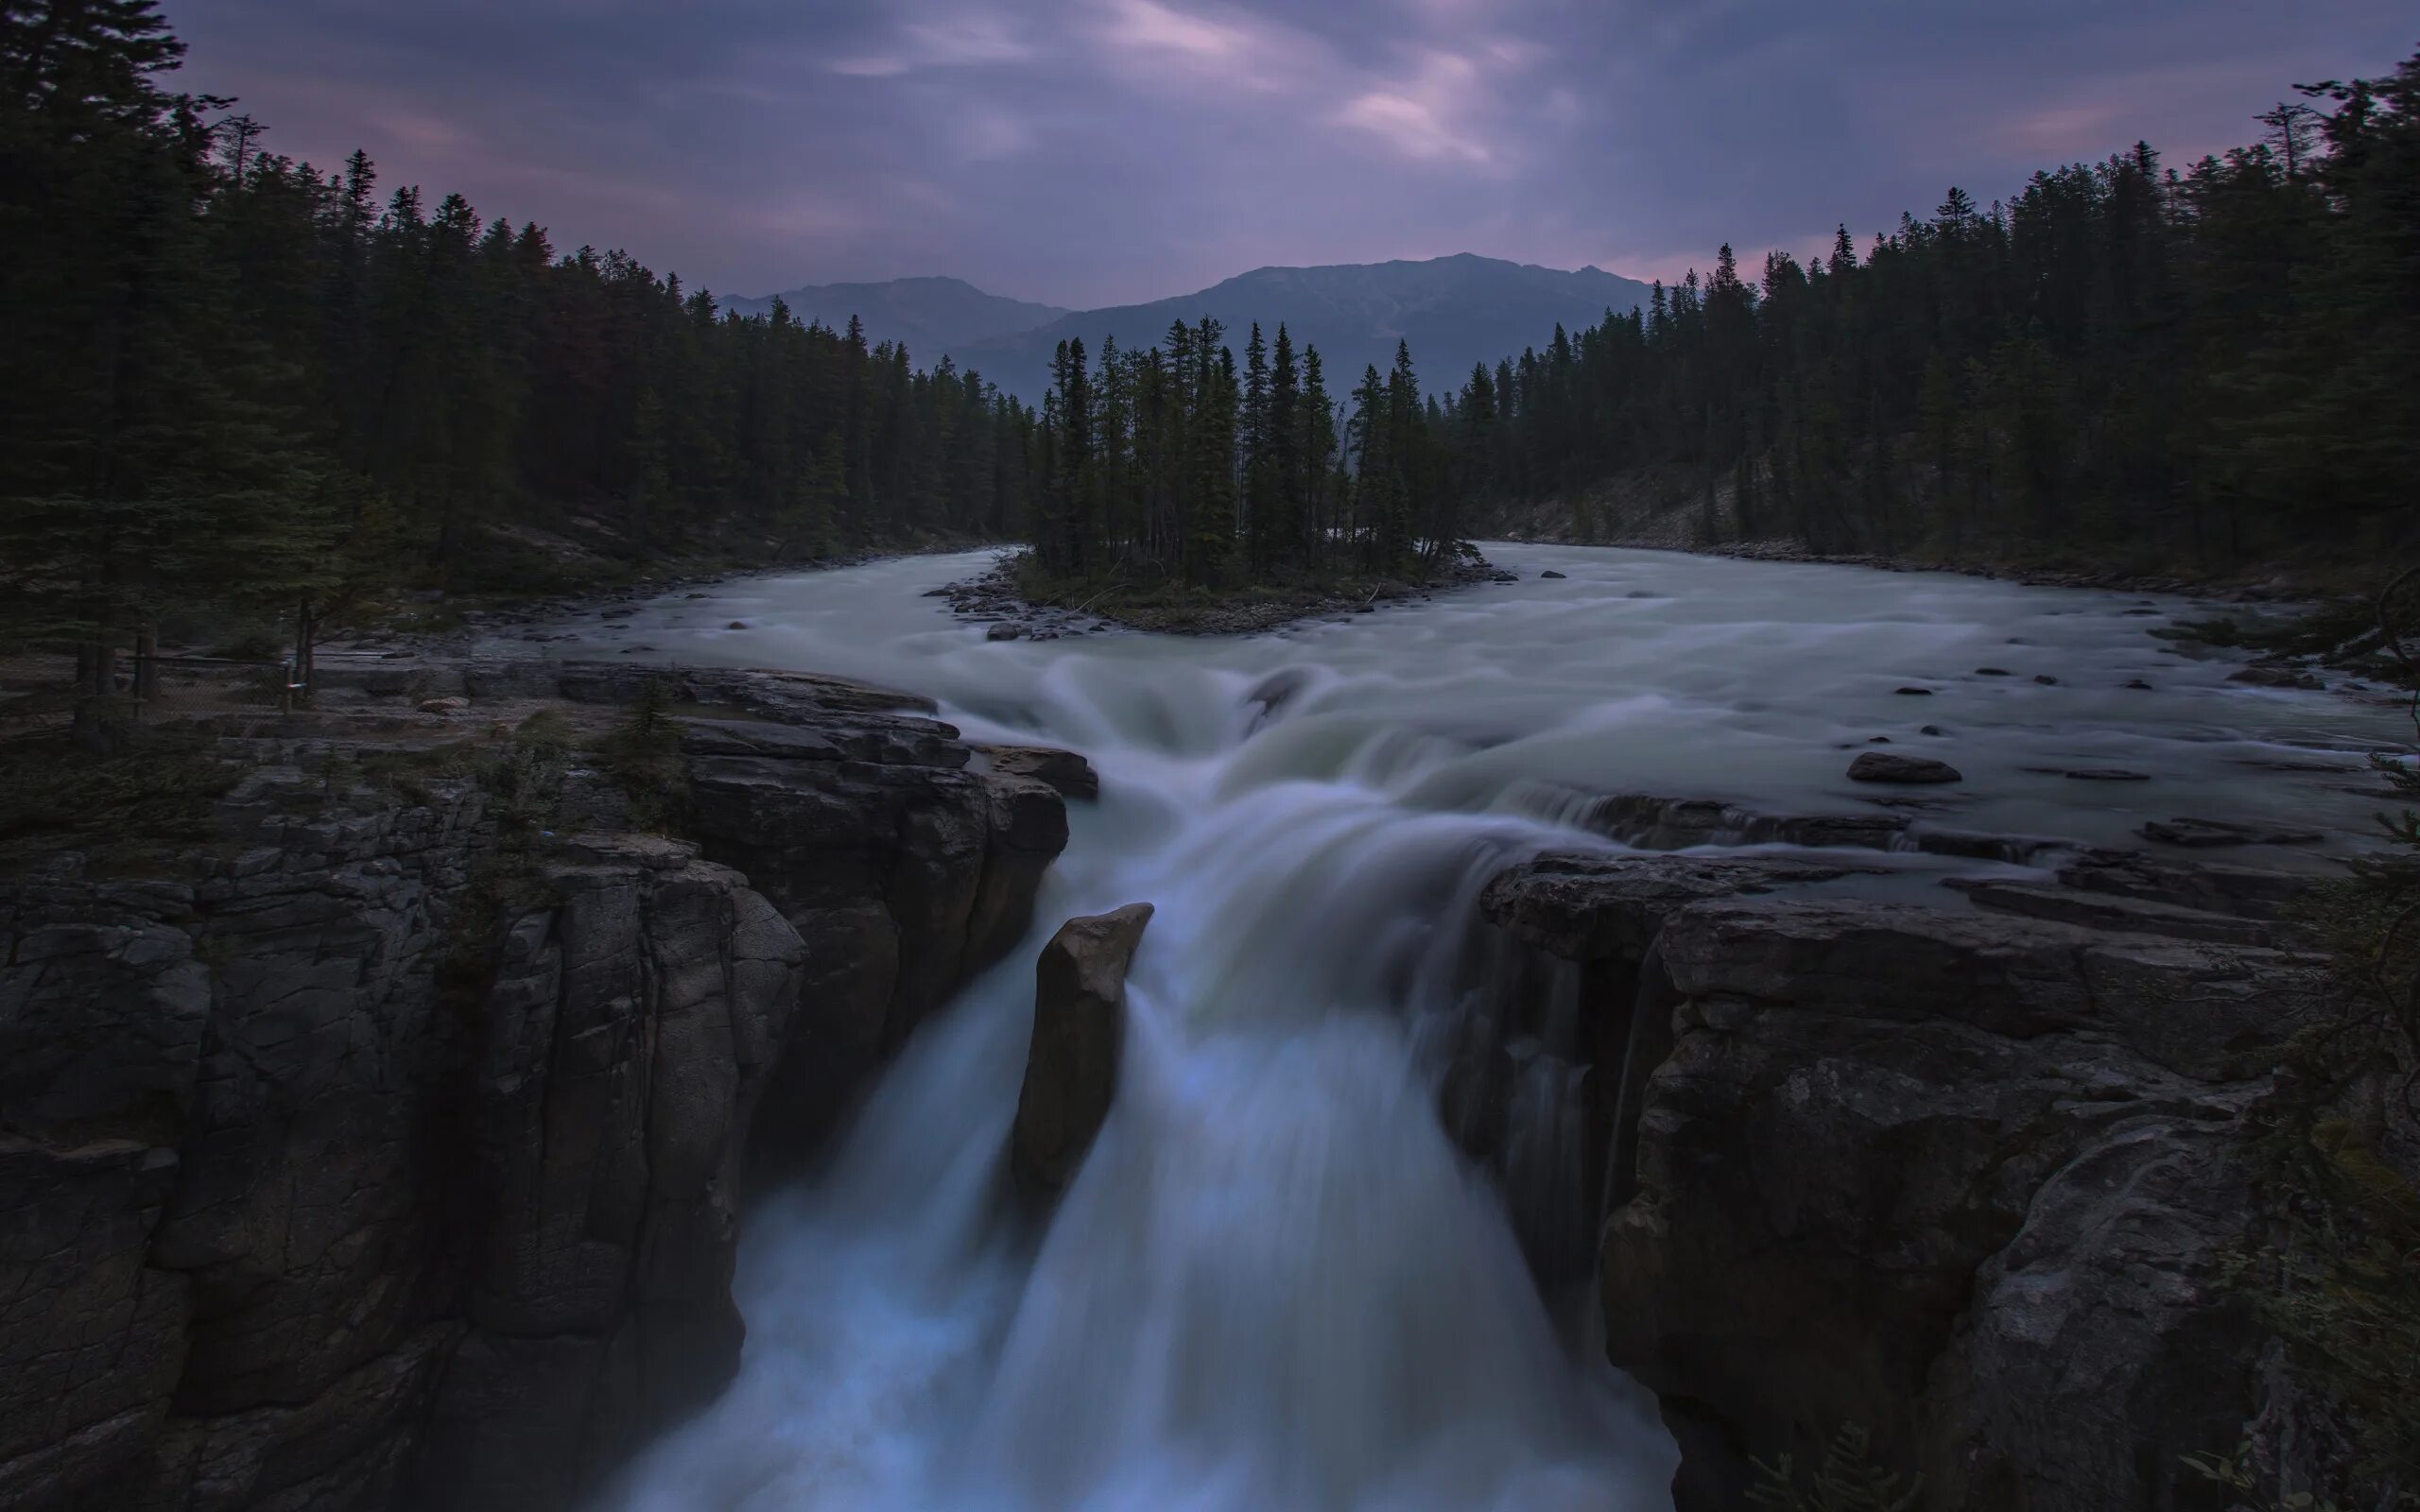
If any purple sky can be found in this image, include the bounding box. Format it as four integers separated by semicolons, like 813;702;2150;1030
174;0;2412;308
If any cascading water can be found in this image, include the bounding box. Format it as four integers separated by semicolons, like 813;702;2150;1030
503;544;2401;1512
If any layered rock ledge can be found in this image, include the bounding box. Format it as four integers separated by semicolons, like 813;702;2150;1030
0;660;1078;1512
1478;846;2333;1512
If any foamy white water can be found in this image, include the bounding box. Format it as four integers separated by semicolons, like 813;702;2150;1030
526;544;2400;1512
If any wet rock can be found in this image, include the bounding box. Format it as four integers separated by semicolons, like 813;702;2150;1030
985;623;1023;642
2032;674;2060;685
1011;903;1154;1192
2126;679;2155;690
1481;853;1866;962
726;620;750;630
1893;686;1934;696
1919;724;1945;736
1846;751;1962;783
1974;666;2011;677
1866;735;1892;744
2142;816;2325;849
1945;877;2282;947
1603;897;2330;1511
1540;570;1566;579
977;744;1100;801
417;696;471;716
2228;664;2324;690
2057;850;2312;919
2064;767;2150;781
0;657;1073;1512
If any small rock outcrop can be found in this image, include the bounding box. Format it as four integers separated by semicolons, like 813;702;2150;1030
978;743;1101;800
1011;903;1153;1192
1846;750;1962;783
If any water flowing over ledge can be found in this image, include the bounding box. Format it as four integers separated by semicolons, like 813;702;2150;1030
561;544;2394;1512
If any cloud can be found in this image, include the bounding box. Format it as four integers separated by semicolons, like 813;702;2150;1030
170;0;2419;309
1333;47;1512;166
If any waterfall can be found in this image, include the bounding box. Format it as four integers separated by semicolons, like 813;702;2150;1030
536;541;2388;1512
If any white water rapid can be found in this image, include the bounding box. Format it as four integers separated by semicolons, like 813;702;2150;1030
502;544;2404;1512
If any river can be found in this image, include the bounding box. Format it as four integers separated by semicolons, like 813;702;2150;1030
488;544;2403;1512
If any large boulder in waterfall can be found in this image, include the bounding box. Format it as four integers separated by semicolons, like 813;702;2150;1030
1011;903;1153;1191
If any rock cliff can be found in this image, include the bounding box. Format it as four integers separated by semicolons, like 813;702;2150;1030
0;660;1075;1512
1480;848;2333;1512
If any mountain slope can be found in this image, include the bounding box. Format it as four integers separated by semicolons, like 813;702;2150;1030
955;254;1656;403
717;276;1070;357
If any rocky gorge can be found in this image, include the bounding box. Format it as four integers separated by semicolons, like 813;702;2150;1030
1474;839;2366;1511
7;542;2411;1512
0;658;1078;1511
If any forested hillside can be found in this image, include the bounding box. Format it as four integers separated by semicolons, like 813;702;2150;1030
1456;50;2420;576
0;0;1047;668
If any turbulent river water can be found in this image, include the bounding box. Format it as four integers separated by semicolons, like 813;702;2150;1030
498;543;2405;1512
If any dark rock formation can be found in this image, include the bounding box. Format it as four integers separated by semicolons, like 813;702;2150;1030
1478;839;2333;1512
1615;900;2324;1511
0;659;1073;1512
2227;664;2324;690
977;744;1101;800
1011;903;1153;1192
2142;816;2325;848
1846;750;1962;783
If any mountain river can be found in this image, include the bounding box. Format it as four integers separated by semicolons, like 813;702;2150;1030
479;543;2405;1512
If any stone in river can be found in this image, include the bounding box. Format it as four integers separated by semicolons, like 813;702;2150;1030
1012;903;1155;1192
1894;686;1934;696
1540;570;1567;578
1848;751;1962;784
2065;768;2151;782
2126;679;2155;691
1975;667;2012;677
986;623;1024;642
1920;725;1945;736
2033;674;2060;685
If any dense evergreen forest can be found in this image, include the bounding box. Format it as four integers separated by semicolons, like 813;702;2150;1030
7;0;2415;696
0;0;1054;675
1451;48;2420;573
1023;325;1474;586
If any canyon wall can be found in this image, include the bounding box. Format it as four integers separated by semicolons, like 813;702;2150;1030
0;662;1075;1512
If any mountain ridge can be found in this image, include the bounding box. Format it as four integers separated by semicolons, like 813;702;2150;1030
725;255;1657;403
716;275;1073;355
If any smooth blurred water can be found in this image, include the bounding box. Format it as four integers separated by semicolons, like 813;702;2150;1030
544;544;2401;1512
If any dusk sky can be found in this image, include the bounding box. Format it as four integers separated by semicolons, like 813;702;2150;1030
177;1;2412;308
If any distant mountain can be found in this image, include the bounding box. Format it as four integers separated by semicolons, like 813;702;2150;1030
717;276;1070;358
954;254;1657;404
